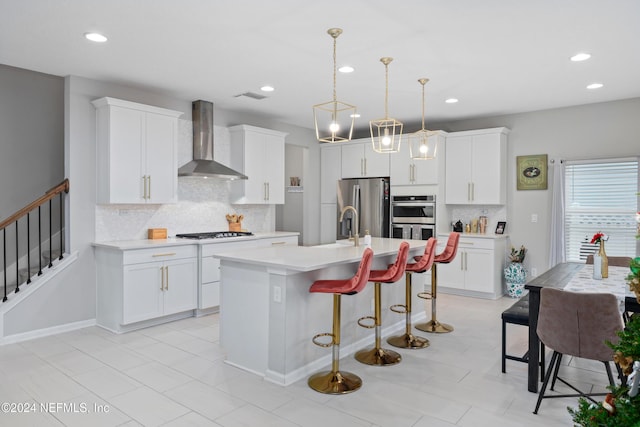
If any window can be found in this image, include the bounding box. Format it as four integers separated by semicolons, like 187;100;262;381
564;158;639;262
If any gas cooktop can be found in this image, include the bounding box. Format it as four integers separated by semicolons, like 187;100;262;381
175;231;254;240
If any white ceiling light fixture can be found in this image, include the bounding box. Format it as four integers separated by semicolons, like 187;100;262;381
370;57;403;154
587;83;604;89
260;85;275;92
84;32;107;43
313;28;356;143
445;98;458;104
338;65;354;73
571;53;591;62
408;78;437;160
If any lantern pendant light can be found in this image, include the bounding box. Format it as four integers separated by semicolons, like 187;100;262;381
408;78;437;160
313;28;356;143
370;57;403;153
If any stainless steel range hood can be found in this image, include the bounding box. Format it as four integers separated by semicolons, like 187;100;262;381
178;100;247;180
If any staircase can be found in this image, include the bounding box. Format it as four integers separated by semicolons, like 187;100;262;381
1;179;69;304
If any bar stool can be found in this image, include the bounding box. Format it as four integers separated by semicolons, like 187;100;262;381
355;242;409;366
416;232;460;333
387;237;437;349
308;248;374;394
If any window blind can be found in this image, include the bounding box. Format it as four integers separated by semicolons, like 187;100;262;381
564;159;639;262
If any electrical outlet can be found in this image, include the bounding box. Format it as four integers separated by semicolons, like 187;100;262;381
531;214;538;223
273;286;281;303
531;267;538;277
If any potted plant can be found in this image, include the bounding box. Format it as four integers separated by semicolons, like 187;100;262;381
504;245;527;298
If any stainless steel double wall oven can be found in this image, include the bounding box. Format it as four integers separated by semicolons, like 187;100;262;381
391;195;436;240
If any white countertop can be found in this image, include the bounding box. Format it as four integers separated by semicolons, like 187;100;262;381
438;232;508;240
93;231;300;250
214;237;427;272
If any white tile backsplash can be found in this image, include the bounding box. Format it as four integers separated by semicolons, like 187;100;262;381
95;121;273;242
448;205;507;234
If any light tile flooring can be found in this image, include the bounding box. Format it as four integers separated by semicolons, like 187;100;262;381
0;293;615;426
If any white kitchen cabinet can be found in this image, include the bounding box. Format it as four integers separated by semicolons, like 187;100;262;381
229;125;288;204
320;144;341;204
390;132;444;185
198;235;298;312
320;203;337;244
436;235;506;299
341;138;390;178
92;97;182;204
444;127;509;204
96;244;197;332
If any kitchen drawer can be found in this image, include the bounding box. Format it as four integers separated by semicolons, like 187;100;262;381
457;237;495;250
256;236;298;247
123;245;197;265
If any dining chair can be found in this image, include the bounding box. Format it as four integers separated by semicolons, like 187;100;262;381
586;255;634;321
533;287;624;414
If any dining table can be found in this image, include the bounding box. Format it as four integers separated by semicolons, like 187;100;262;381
524;262;638;393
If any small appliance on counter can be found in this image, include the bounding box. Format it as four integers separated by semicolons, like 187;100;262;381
453;220;463;232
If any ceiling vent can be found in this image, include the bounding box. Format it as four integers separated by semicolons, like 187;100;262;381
234;91;268;100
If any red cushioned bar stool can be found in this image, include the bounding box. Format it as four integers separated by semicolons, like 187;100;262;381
416;232;459;334
355;242;409;366
387;237;437;349
308;248;374;394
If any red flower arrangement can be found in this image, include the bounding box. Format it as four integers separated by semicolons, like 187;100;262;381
590;232;608;244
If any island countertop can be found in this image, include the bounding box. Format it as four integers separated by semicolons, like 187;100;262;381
213;237;428;272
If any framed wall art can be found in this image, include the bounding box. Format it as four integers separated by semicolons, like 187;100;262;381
516;154;548;190
495;221;506;235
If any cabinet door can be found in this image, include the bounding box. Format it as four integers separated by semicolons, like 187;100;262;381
437;256;465;290
320;203;337;244
470;134;504;204
341;144;364;178
321;145;342;203
123;262;163;324
445;136;473;204
463;249;494;292
363;142;390;177
145;113;177;203
243;134;268;203
163;257;197;315
263;133;285;204
109;106;145;203
389;142;412;185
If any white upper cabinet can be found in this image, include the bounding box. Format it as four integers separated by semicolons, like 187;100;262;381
390;132;444;185
229;125;288;204
92;97;182;204
444;127;509;204
341;138;390;178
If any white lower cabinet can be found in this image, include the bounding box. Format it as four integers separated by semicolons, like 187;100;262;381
96;245;197;332
198;235;299;312
436;235;506;299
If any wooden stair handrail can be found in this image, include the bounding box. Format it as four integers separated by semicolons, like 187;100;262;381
0;179;69;230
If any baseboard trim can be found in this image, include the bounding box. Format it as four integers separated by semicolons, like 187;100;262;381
0;318;96;346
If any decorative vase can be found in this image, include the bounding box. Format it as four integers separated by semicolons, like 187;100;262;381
504;262;527;298
599;240;608;278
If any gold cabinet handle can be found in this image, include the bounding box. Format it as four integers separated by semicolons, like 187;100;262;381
271;241;287;245
165;266;169;290
152;252;177;257
148;175;151;200
160;266;164;290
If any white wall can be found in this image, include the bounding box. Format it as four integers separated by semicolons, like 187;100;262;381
429;97;640;277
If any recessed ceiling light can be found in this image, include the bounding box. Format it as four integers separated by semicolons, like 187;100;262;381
84;32;108;43
571;53;591;62
338;66;354;73
260;85;274;92
445;98;459;104
350;113;360;118
586;83;603;90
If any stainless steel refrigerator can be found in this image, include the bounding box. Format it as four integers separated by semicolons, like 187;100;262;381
336;177;390;240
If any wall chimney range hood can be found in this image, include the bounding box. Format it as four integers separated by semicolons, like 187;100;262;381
178;100;247;180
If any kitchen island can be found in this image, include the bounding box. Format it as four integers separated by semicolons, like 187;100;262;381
214;237;428;385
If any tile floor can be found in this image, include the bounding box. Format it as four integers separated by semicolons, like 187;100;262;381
0;293;615;426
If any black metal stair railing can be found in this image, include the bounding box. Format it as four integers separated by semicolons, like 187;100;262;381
1;179;69;302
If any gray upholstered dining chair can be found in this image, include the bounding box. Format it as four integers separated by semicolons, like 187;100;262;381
533;287;624;414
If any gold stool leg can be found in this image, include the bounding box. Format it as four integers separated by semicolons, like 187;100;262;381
308;294;362;394
387;272;429;349
415;264;454;333
355;282;402;366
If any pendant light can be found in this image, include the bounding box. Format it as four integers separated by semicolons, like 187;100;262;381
408;78;437;160
313;28;356;143
370;57;403;153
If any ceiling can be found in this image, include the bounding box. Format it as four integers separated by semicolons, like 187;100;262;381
2;0;639;133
